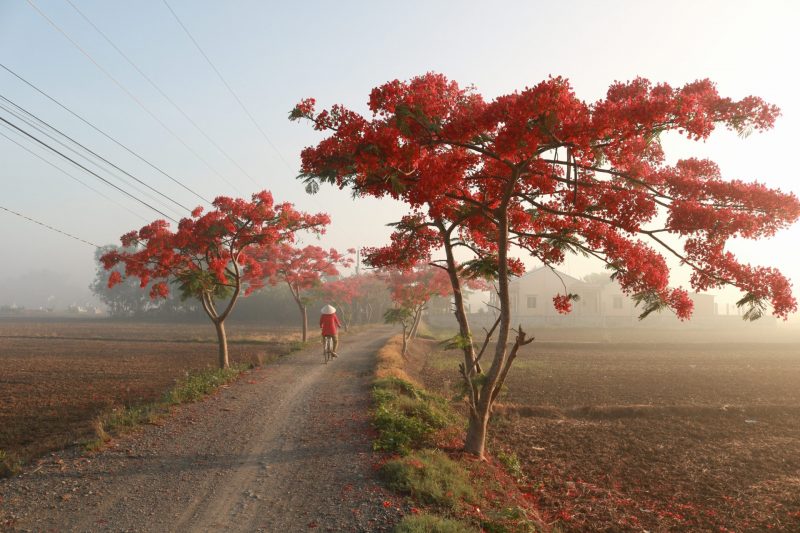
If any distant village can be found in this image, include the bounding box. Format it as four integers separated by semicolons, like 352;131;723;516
0;302;104;316
430;267;769;327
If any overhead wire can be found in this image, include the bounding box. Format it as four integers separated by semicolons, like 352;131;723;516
0;127;150;223
65;0;261;188
26;0;244;196
161;0;293;172
0;205;99;248
0;105;184;220
0;93;191;215
0;62;212;206
1;103;180;215
0;115;179;223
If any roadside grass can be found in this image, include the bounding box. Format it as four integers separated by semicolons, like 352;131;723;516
393;512;480;533
0;449;21;478
372;332;544;532
373;376;452;454
381;449;475;509
86;364;250;451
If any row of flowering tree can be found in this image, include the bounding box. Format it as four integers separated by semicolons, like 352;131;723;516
313;272;392;330
291;73;800;457
102;191;330;368
382;266;452;355
263;244;354;341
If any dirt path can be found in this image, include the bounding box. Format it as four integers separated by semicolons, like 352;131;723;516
1;326;402;532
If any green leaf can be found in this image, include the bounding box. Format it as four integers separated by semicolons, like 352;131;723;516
736;293;767;321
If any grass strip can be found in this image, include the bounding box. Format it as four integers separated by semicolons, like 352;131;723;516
87;364;249;451
371;333;546;533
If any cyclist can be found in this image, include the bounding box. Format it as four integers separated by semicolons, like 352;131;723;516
319;304;342;358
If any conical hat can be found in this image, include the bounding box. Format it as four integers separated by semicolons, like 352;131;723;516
321;304;336;315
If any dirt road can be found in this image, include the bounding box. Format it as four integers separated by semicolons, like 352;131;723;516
1;326;401;532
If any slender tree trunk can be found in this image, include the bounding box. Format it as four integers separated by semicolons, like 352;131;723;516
464;196;513;458
289;284;307;342
440;224;480;375
213;319;230;369
301;304;308;342
409;306;423;339
401;324;408;357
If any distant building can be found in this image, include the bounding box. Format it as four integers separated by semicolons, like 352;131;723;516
489;267;716;325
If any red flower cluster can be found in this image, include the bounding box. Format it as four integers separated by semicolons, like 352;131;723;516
291;73;798;321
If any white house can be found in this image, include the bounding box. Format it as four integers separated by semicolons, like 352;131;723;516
489;267;715;324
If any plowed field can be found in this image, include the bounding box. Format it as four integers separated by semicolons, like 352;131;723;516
0;319;299;466
419;333;800;532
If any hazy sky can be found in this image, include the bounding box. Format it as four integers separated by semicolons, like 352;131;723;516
1;1;798;313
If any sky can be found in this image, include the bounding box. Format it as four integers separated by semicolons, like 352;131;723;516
0;0;798;315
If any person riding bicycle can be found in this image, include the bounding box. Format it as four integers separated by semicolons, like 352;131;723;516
319;304;342;358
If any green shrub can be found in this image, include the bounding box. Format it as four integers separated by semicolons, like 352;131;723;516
0;449;21;478
372;377;451;454
381;450;475;509
496;450;525;481
480;506;540;533
87;365;247;451
394;513;478;533
164;364;247;404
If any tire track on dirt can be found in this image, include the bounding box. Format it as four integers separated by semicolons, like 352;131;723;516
0;326;401;532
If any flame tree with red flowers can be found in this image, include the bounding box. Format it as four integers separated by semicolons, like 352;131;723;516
265;244;354;341
314;275;363;331
291;74;800;458
101;191;330;368
383;266;454;355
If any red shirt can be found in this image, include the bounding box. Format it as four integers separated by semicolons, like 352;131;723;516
320;313;342;336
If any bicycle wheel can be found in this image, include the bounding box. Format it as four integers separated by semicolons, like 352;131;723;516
323;336;331;364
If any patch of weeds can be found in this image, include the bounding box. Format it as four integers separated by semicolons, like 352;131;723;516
87;365;248;451
0;449;21;478
496;450;525;481
288;340;307;353
373;377;451;454
393;512;479;533
164;364;247;404
381;449;475;510
481;506;540;532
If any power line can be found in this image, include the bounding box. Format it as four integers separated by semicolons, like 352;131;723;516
0;115;179;223
65;0;261;188
0;102;185;218
0;101;184;219
0;93;191;215
0;205;98;248
0;103;180;216
26;0;244;195
0;62;212;206
0;126;150;223
161;0;293;172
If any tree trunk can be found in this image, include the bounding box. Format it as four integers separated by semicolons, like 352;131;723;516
464;195;513;458
301;305;308;342
440;225;480;375
464;408;490;458
401;324;408;357
409;306;423;339
214;319;230;369
289;284;307;342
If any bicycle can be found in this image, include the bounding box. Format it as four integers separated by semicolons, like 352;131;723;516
322;334;335;364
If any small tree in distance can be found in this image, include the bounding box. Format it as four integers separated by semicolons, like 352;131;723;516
384;266;453;347
314;275;362;331
292;74;800;458
265;244;354;341
101;191;329;368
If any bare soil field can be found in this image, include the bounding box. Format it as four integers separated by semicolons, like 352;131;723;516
0;319;300;467
418;334;800;532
